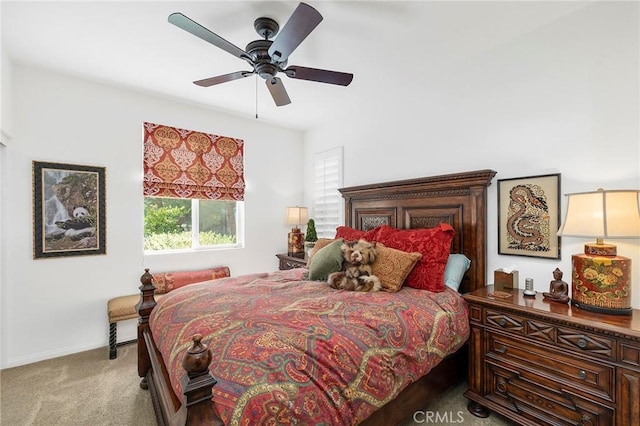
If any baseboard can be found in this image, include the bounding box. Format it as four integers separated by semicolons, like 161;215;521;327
3;340;109;369
3;319;140;368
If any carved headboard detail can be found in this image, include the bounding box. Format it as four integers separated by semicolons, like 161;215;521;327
339;170;496;294
361;216;391;230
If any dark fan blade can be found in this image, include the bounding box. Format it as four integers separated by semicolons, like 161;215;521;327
268;3;322;62
284;66;353;86
266;77;291;106
168;13;250;61
194;71;254;87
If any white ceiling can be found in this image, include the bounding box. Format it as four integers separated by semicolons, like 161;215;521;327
2;0;593;131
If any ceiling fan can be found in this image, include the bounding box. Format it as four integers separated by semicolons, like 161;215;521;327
168;2;354;107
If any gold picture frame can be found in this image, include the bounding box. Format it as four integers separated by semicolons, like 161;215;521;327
498;173;561;259
33;161;106;259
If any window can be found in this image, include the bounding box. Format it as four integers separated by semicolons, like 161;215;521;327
143;122;245;252
313;147;343;238
144;197;242;251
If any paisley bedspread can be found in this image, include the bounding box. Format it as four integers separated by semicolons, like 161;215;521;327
149;268;470;426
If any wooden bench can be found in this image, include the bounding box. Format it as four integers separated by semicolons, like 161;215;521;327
107;266;230;359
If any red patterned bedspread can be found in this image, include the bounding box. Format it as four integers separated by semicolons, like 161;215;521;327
149;268;470;425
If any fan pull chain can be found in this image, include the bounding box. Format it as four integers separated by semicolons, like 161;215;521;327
255;75;259;119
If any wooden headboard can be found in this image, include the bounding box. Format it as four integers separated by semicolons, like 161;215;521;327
339;169;496;294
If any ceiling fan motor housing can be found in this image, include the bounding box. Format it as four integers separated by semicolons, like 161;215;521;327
246;39;286;80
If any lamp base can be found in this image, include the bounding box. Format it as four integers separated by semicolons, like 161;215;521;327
571;253;632;316
287;228;305;258
571;299;633;316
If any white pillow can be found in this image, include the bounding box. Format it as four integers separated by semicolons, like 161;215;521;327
444;254;471;291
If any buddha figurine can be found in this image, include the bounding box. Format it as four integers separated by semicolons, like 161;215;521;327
542;268;570;304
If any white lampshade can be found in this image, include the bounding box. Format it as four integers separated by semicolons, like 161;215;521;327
285;206;308;227
557;189;640;238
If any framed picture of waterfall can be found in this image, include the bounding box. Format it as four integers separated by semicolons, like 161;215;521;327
32;161;106;259
497;173;561;259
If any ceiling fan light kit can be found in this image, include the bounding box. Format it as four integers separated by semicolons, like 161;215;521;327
168;2;353;107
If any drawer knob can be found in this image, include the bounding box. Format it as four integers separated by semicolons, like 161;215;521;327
499;319;507;326
580;414;593;426
577;338;588;348
495;344;507;354
578;370;587;380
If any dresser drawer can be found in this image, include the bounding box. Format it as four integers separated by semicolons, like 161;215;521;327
486;331;614;402
484;309;526;335
556;326;615;361
510;317;615;362
485;362;614;426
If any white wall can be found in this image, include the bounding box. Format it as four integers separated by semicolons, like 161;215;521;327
304;2;640;307
1;63;304;368
0;7;14;370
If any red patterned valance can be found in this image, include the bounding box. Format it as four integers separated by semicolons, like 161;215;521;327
143;122;245;200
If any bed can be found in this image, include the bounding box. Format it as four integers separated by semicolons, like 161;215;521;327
137;169;496;425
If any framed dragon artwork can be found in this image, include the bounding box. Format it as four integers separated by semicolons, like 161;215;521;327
498;173;561;259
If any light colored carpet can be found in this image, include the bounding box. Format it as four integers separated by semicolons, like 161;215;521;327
400;382;515;426
1;343;515;425
1;344;156;426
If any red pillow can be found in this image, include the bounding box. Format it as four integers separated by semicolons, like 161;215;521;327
374;224;454;292
334;225;381;242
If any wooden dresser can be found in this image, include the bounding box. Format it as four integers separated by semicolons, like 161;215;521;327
463;286;640;426
276;253;307;270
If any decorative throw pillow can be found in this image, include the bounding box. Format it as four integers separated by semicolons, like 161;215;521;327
371;243;422;293
152;266;230;294
374;224;455;292
306;239;345;281
444;254;471;291
306;238;336;267
334;225;381;242
211;266;232;281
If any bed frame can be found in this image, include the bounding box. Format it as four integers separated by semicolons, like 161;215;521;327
137;169;496;425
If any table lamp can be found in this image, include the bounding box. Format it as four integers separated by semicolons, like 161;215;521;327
285;206;308;258
557;189;640;315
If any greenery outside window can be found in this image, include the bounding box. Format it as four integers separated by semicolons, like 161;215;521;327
144;197;243;251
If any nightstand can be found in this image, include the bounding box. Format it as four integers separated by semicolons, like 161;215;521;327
463;286;640;426
276;253;307;270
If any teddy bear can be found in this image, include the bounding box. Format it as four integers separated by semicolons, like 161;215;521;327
327;239;382;292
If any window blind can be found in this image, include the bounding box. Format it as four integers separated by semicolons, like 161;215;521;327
143;122;245;200
313;147;343;238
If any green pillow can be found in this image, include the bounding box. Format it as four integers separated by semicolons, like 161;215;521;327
306;239;344;281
